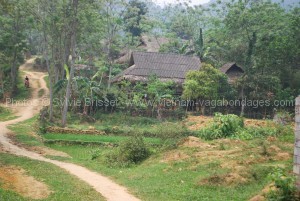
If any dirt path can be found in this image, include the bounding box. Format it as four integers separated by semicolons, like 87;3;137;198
0;59;140;201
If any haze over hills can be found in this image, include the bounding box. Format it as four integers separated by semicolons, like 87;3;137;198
208;0;299;8
146;0;299;23
152;0;299;8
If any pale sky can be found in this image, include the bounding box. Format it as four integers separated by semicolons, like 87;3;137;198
153;0;210;7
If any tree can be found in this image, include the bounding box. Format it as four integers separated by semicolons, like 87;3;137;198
123;0;148;43
28;0;72;121
183;63;229;114
0;0;27;94
61;0;79;127
101;0;125;89
146;75;175;120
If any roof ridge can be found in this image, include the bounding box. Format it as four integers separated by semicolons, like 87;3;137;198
133;51;200;58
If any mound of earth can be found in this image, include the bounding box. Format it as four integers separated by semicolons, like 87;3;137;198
0;165;52;199
248;183;277;201
178;136;212;148
249;195;265;201
161;150;189;162
185;115;212;130
198;172;248;186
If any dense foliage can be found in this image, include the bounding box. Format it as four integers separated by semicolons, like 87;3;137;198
0;0;299;124
105;134;151;167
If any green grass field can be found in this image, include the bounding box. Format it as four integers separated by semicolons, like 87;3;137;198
7;114;295;201
0;153;104;201
66;112;187;137
46;143;287;201
43;133;161;144
0;106;16;121
8;116;44;147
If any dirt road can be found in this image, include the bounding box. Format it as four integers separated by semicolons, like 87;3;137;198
0;59;140;201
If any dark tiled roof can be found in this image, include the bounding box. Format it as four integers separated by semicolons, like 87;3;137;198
113;52;201;83
220;62;244;73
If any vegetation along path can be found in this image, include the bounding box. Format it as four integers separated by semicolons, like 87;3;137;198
0;59;140;201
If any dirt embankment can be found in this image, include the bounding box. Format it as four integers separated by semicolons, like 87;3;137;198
0;166;52;199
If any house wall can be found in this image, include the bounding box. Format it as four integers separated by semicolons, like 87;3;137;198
226;67;244;83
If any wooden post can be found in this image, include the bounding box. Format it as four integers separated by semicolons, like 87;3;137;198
294;96;300;189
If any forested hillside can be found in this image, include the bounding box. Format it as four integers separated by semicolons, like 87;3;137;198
0;0;299;124
1;1;300;200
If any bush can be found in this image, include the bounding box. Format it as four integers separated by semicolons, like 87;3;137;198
198;113;244;140
89;148;102;160
105;135;151;167
273;111;293;125
198;113;293;141
155;122;189;148
267;168;299;201
233;125;293;141
232;126;276;140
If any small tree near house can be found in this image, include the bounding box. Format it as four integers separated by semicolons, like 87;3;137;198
183;63;229;114
146;75;175;120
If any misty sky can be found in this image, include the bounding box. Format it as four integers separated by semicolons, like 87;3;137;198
153;0;210;7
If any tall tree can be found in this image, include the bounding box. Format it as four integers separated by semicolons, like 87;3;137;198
0;0;27;94
61;0;79;127
123;0;148;43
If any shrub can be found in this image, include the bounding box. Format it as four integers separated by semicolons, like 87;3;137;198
89;148;102;160
267;168;299;201
273;111;293;125
105;135;151;167
198;113;293;141
155;122;189;148
232;127;276;140
198;113;244;140
233;125;293;140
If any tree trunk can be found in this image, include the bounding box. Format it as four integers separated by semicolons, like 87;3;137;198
10;49;18;94
0;69;4;98
61;0;78;127
240;87;245;117
107;61;112;89
157;106;162;120
43;32;54;122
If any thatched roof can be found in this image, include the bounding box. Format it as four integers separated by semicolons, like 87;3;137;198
112;52;201;84
220;62;244;74
115;35;169;64
220;62;244;84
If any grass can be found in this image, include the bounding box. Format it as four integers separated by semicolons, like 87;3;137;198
8;113;295;201
8;116;44;147
38;88;45;97
44;75;49;89
67;112;161;133
43;133;161;144
44;126;294;201
46;143;285;201
64;112;190;137
0;153;104;201
0;188;25;201
0;106;16;121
